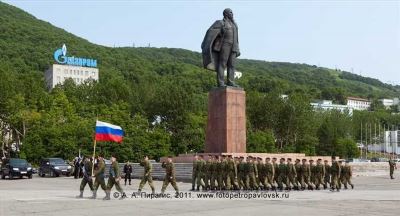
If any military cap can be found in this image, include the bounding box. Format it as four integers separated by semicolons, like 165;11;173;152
266;157;270;160
302;159;307;161
287;158;292;161
295;159;300;162
272;157;277;160
324;160;328;162
317;158;322;161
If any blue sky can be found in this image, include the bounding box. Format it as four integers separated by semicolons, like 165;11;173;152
4;0;400;84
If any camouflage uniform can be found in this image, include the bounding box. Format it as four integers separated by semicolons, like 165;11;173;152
389;159;397;179
277;160;288;190
341;163;354;189
264;160;275;190
301;161;314;190
138;159;155;193
314;160;325;190
106;160;124;198
196;158;205;190
294;160;302;187
77;159;94;198
203;158;212;190
216;159;224;190
161;161;179;193
245;158;258;190
92;158;107;199
225;158;237;190
237;158;246;190
324;161;331;189
286;160;297;190
209;158;217;190
191;158;198;190
330;159;341;191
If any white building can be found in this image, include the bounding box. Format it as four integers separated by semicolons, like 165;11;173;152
310;100;353;115
346;97;371;111
45;64;99;89
369;130;400;155
379;98;399;109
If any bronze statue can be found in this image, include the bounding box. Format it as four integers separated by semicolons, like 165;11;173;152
201;8;240;88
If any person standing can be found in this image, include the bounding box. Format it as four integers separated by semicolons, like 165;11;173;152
104;155;125;200
91;155;107;199
301;159;313;190
123;161;132;186
389;156;397;179
138;155;155;194
161;156;179;196
226;155;238;190
76;156;94;198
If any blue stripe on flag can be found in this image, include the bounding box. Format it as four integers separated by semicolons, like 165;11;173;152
95;126;124;136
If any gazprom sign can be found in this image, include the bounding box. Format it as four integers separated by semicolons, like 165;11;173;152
53;44;97;68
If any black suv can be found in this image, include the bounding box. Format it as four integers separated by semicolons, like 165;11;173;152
39;158;72;177
1;158;33;179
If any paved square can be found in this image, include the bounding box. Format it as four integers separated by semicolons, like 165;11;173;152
0;172;399;216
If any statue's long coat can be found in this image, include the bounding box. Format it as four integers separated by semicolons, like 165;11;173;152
201;19;240;71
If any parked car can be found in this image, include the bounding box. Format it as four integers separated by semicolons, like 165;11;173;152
1;158;33;179
38;158;72;177
371;157;389;162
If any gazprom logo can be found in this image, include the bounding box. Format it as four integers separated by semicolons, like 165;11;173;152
53;44;97;68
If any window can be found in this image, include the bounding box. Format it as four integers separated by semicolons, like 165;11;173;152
85;71;89;76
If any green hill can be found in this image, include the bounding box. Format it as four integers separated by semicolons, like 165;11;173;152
0;2;397;162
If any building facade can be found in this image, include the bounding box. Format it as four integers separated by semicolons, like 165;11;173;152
45;64;99;89
346;97;371;111
310;100;353;115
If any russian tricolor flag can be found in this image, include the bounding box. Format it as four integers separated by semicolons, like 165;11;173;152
95;121;123;143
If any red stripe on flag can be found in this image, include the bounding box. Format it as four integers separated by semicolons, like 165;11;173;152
95;134;123;143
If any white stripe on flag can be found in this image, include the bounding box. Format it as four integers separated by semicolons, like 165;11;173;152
96;121;122;130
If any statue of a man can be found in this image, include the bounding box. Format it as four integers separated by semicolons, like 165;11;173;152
201;8;240;88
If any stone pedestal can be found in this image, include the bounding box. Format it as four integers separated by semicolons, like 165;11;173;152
205;87;246;153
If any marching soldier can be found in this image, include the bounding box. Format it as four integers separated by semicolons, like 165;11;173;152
203;155;212;190
301;159;313;190
389;156;397;179
196;155;206;190
338;160;344;189
221;155;228;190
314;159;325;190
330;157;341;192
294;159;302;188
161;156;179;195
226;155;238;190
264;157;274;190
277;158;288;191
91;155;107;199
245;156;258;190
76;156;94;198
216;156;224;190
309;159;316;186
323;160;331;189
138;155;155;194
256;157;265;190
209;156;217;190
272;157;279;190
105;154;125;200
341;161;354;189
237;156;246;190
286;158;298;190
191;155;199;191
123;161;132;186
